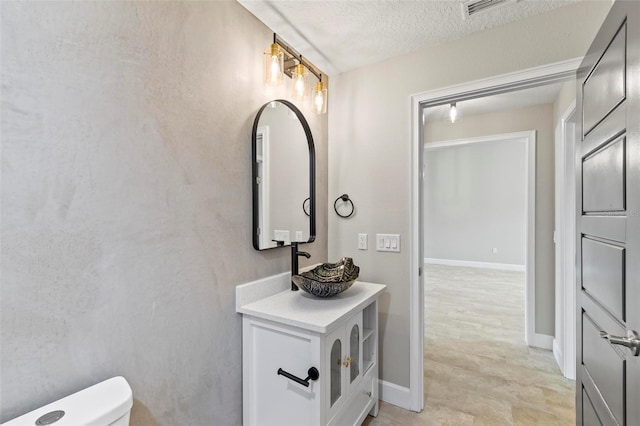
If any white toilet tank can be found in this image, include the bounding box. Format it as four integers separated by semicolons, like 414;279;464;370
2;376;133;426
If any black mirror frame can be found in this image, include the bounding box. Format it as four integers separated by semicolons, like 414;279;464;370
252;99;316;250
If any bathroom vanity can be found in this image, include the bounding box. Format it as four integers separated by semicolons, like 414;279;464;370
236;278;385;426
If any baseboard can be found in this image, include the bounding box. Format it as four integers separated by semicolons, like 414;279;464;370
424;258;525;272
378;380;411;410
530;333;554;350
553;339;564;375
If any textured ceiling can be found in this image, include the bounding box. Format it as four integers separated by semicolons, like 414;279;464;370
239;0;582;76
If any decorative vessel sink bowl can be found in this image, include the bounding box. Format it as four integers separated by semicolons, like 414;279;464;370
292;257;360;298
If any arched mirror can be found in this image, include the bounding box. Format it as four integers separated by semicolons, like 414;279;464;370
252;99;316;250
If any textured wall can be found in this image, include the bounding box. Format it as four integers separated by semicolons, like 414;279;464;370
424;139;527;266
328;1;611;388
0;1;327;424
425;104;555;334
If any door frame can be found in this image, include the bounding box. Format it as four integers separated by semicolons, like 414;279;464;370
424;131;536;344
408;57;582;411
256;125;271;248
553;101;577;380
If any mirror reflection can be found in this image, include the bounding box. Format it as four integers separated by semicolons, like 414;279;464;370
252;100;315;250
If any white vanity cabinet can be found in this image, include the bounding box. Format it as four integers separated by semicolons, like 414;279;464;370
236;281;385;426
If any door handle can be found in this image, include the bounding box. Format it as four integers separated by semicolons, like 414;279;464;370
343;356;353;367
599;330;640;356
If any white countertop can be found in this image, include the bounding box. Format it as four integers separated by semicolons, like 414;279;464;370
237;281;386;334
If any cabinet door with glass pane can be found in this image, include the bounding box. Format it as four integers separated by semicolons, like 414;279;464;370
325;326;346;421
325;311;364;423
345;312;363;396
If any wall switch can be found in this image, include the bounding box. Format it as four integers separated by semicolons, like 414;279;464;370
376;234;400;252
492;247;498;254
358;233;368;250
295;231;303;242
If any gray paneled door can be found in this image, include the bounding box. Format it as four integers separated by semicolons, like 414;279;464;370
576;1;640;425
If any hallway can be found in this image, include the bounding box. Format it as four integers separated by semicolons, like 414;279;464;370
365;264;574;425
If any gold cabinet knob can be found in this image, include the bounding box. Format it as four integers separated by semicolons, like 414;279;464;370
343;356;353;367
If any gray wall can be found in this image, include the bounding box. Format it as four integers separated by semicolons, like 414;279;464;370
328;1;611;388
0;2;328;424
424;139;527;265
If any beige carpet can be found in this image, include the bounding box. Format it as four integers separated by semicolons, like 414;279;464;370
364;264;575;425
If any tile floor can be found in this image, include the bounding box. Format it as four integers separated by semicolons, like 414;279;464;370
363;264;575;425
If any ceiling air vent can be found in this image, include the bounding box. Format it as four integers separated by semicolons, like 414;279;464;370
462;0;516;20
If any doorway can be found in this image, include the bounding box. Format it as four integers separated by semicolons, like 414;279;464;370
408;58;582;410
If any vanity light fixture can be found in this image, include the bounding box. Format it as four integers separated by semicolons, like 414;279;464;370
312;76;327;115
264;34;284;87
264;33;328;114
449;102;458;123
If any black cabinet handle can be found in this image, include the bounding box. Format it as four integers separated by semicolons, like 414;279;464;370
277;367;319;387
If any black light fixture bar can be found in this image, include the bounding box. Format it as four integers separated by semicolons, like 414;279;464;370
274;34;323;82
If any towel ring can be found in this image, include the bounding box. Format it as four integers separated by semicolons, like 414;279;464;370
303;197;310;217
334;194;355;218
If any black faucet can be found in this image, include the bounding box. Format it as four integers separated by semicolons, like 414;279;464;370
291;242;311;291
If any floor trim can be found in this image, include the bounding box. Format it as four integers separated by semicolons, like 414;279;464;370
532;333;554;350
378;380;411;410
553;339;565;375
424;258;525;272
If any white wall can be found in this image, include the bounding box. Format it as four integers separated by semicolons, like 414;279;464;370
1;2;328;424
328;1;611;388
424;139;527;266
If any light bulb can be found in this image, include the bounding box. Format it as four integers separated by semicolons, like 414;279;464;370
312;80;327;114
264;43;284;87
295;77;305;95
314;91;324;110
449;103;458;123
291;63;308;101
270;57;280;84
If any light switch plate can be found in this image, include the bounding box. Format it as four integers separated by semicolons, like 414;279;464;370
376;234;400;252
358;233;368;250
274;230;290;245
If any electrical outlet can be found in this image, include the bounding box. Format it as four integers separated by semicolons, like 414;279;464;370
358;233;368;250
295;231;303;241
492;247;498;254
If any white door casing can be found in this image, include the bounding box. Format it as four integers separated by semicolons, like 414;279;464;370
409;58;583;411
554;102;577;380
